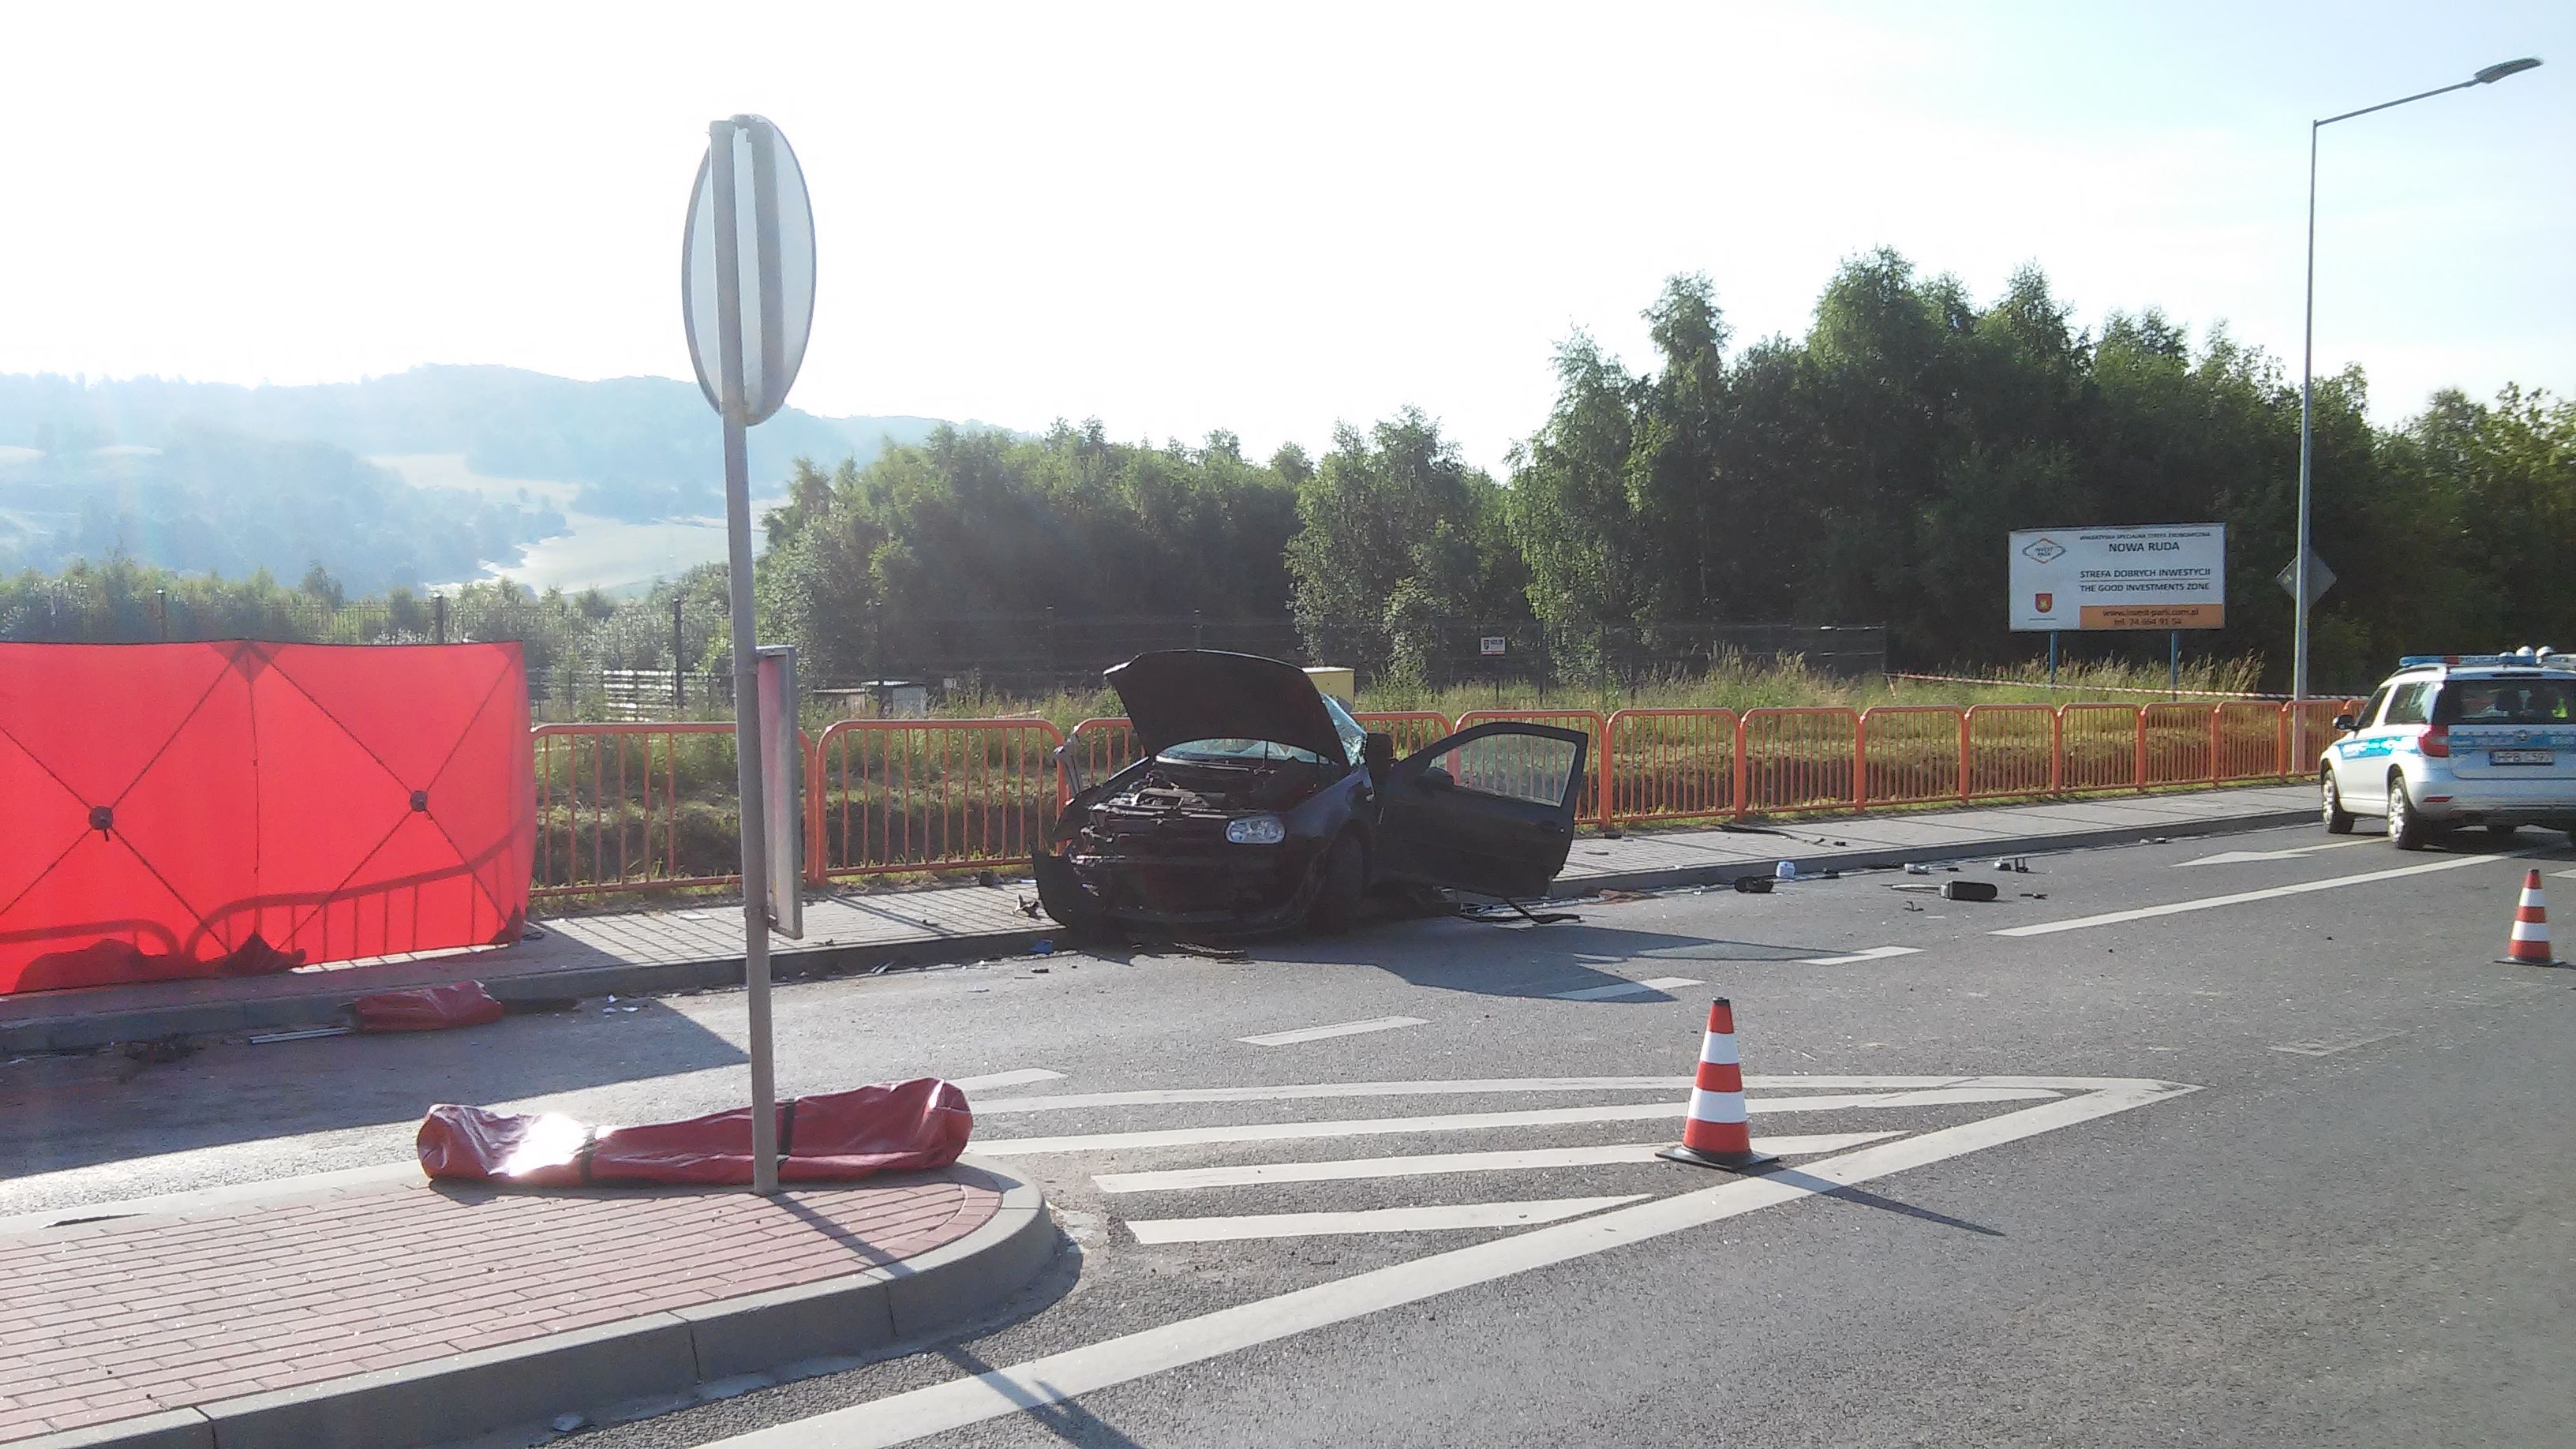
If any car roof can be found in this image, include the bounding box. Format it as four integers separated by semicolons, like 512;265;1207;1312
2384;662;2575;683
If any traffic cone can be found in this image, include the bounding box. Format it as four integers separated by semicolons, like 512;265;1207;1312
2503;870;2563;965
1658;998;1779;1172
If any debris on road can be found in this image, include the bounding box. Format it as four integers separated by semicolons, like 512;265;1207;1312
122;1033;196;1065
351;981;507;1033
1943;880;2000;902
1733;877;1774;894
1904;863;1934;874
1597;888;1650;903
249;1027;354;1044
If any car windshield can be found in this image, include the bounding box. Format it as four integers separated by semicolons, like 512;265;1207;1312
1158;695;1367;766
2433;678;2576;726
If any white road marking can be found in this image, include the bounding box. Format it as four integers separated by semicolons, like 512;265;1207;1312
970;1073;2000;1115
949;1069;1066;1091
1091;1133;1904;1193
1549;976;1702;1001
2271;1030;2406;1058
1798;946;1924;966
1994;847;2545;937
709;1077;2194;1449
1236;1016;1429;1046
975;1087;2057;1156
1127;1195;1649;1243
2174;838;2375;867
2552;868;2576;880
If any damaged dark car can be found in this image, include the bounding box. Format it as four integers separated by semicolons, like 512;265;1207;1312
1032;650;1589;936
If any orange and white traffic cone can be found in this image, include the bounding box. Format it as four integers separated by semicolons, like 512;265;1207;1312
1658;998;1779;1172
2503;869;2562;966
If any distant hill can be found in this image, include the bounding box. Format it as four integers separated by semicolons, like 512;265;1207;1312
0;426;562;593
0;367;989;590
0;366;973;522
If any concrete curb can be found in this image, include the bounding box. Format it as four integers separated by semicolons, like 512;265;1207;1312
1562;808;2320;897
0;928;1058;1055
12;1158;1057;1449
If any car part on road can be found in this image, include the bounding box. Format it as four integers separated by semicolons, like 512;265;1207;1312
1943;880;2001;902
351;980;507;1033
1657;999;1780;1173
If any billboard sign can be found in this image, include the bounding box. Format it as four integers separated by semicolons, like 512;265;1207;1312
2009;524;2226;632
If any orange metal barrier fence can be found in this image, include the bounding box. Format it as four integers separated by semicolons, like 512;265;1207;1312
1605;710;1739;825
533;722;805;900
2059;703;2143;791
1358;711;1457;755
2140;702;2212;786
1738;707;1860;815
527;695;2365;894
814;719;1065;881
1967;704;2059;799
1857;706;1964;808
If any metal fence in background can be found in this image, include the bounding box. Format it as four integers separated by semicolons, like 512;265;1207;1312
525;695;2365;899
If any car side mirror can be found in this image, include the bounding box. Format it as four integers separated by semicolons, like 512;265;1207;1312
2331;714;2357;733
1420;765;1455;792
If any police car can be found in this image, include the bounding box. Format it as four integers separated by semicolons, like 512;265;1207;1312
2320;649;2576;849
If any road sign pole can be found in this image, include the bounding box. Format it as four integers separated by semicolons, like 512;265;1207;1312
2048;631;2058;686
709;119;781;1196
2170;631;2181;698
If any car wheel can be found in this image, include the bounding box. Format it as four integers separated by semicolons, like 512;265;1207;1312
2320;770;2353;834
2387;778;2430;852
1305;833;1366;934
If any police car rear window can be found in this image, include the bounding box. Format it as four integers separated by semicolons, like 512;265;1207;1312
2432;680;2574;727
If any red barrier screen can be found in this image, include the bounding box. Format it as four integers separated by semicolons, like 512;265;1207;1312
0;642;534;993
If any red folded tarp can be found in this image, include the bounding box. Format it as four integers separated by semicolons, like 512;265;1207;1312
0;642;534;994
352;980;507;1033
416;1078;974;1186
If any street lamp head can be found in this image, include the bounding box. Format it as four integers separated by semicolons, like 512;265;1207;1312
2473;57;2541;84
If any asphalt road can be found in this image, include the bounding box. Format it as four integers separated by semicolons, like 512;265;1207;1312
6;819;2573;1447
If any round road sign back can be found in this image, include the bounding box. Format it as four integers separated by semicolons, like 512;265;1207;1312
682;115;815;425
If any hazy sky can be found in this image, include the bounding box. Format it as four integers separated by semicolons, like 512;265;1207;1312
5;2;2567;471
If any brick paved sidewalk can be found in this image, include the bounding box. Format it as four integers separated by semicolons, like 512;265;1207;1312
0;1165;1012;1444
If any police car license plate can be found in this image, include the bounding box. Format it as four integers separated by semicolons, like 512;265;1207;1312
2489;749;2554;766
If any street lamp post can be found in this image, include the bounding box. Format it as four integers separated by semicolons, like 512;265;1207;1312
2294;56;2540;710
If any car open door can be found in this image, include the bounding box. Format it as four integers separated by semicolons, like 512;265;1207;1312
1372;722;1588;899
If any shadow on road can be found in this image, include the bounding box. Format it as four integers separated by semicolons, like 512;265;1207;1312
1764;1166;2005;1237
0;996;747;1180
934;1337;1146;1449
1287;917;1844;1002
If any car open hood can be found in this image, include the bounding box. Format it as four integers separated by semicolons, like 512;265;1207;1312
1105;650;1345;762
